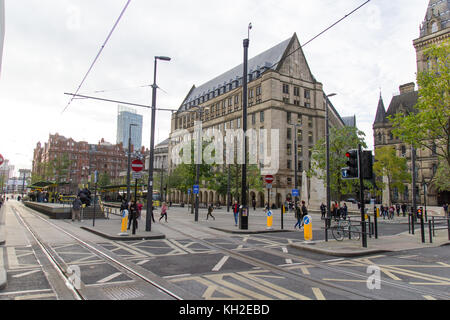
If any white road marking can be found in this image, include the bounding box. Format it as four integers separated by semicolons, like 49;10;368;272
12;269;41;278
136;259;150;266
163;273;192;279
7;247;19;268
281;247;292;264
312;288;326;300
97;272;122;284
212;255;230;272
321;258;345;263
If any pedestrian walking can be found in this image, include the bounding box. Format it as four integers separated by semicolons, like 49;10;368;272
443;203;448;217
396;204;401;216
401;203;407;217
159;202;168;222
128;201;138;232
300;201;308;227
342;203;348;220
232;201;239;226
207;203;216;220
389;206;395;220
252;198;256;211
72;196;82;222
320;203;326;220
136;200;143;221
294;202;303;229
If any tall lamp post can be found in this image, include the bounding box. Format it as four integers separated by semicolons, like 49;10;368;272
325;93;337;222
126;123;138;203
146;55;171;232
240;23;251;230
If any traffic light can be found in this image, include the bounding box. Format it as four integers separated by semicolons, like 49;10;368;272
361;151;373;180
343;149;359;179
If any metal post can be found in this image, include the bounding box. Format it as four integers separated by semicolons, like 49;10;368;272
281;205;284;230
227;164;231;213
240;37;249;230
294;124;299;214
325;100;331;223
127;124;132;203
358;144;367;248
429;220;432;244
420;209;425;243
412;145;417;226
324;217;328;242
424;183;428;222
93;182;97;227
432;216;435;237
195;112;201;222
146;59;158;232
374;206;378;239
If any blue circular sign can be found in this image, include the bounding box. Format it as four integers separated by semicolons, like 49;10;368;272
303;216;310;225
267;210;272;217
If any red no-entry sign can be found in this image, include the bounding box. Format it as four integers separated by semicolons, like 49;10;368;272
131;159;144;172
0;154;4;166
264;175;274;184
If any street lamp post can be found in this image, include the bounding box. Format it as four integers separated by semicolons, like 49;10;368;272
127;123;138;203
146;56;171;232
240;25;251;230
325;93;337;224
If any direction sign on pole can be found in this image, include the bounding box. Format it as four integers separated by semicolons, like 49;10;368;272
292;189;299;197
131;159;144;172
193;185;200;194
266;184;272;189
132;172;143;180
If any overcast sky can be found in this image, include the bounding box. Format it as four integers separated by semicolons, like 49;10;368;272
0;0;429;174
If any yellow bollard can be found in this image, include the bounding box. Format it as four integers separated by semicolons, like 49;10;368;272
119;210;129;236
303;215;313;241
266;210;273;230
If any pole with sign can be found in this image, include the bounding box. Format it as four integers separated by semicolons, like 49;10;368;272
266;209;273;230
265;175;274;210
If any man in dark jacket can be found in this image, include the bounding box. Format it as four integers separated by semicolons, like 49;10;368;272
72;196;82;222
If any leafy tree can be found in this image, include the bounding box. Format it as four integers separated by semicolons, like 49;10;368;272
389;39;450;192
373;146;411;204
309;126;367;200
98;172;111;187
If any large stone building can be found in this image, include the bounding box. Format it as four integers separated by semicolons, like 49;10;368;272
32;133;130;193
373;0;450;206
169;33;352;207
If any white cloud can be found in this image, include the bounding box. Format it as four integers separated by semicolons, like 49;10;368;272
0;0;430;174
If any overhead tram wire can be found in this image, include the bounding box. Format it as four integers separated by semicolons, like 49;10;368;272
266;0;371;71
62;0;132;114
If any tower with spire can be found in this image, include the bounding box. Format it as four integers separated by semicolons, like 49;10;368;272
414;0;450;73
372;0;450;207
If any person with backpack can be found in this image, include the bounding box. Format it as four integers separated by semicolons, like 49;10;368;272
159;202;168;222
128;201;139;233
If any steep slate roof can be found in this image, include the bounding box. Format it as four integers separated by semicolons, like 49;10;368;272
178;36;293;112
386;91;419;118
342;115;356;127
374;95;386;124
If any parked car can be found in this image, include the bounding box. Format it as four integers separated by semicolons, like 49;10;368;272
345;198;358;204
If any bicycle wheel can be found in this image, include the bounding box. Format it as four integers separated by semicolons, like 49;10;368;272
350;225;361;240
332;227;344;241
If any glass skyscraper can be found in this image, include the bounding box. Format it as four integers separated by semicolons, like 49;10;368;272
116;105;143;151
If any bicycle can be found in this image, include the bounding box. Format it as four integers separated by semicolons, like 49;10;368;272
331;219;361;241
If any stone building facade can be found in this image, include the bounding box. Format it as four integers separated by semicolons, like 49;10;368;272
373;0;450;207
168;33;351;208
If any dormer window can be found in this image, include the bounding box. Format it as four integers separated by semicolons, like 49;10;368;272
431;21;438;33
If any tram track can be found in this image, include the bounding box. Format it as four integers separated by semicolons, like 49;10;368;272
11;204;187;300
159;219;450;300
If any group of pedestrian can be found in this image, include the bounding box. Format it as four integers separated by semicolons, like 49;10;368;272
329;202;348;221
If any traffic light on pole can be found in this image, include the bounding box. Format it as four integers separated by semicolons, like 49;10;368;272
343;149;359;179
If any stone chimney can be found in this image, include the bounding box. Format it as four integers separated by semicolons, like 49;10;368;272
399;82;415;94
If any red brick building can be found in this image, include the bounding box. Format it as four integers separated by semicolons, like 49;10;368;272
32;133;133;193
